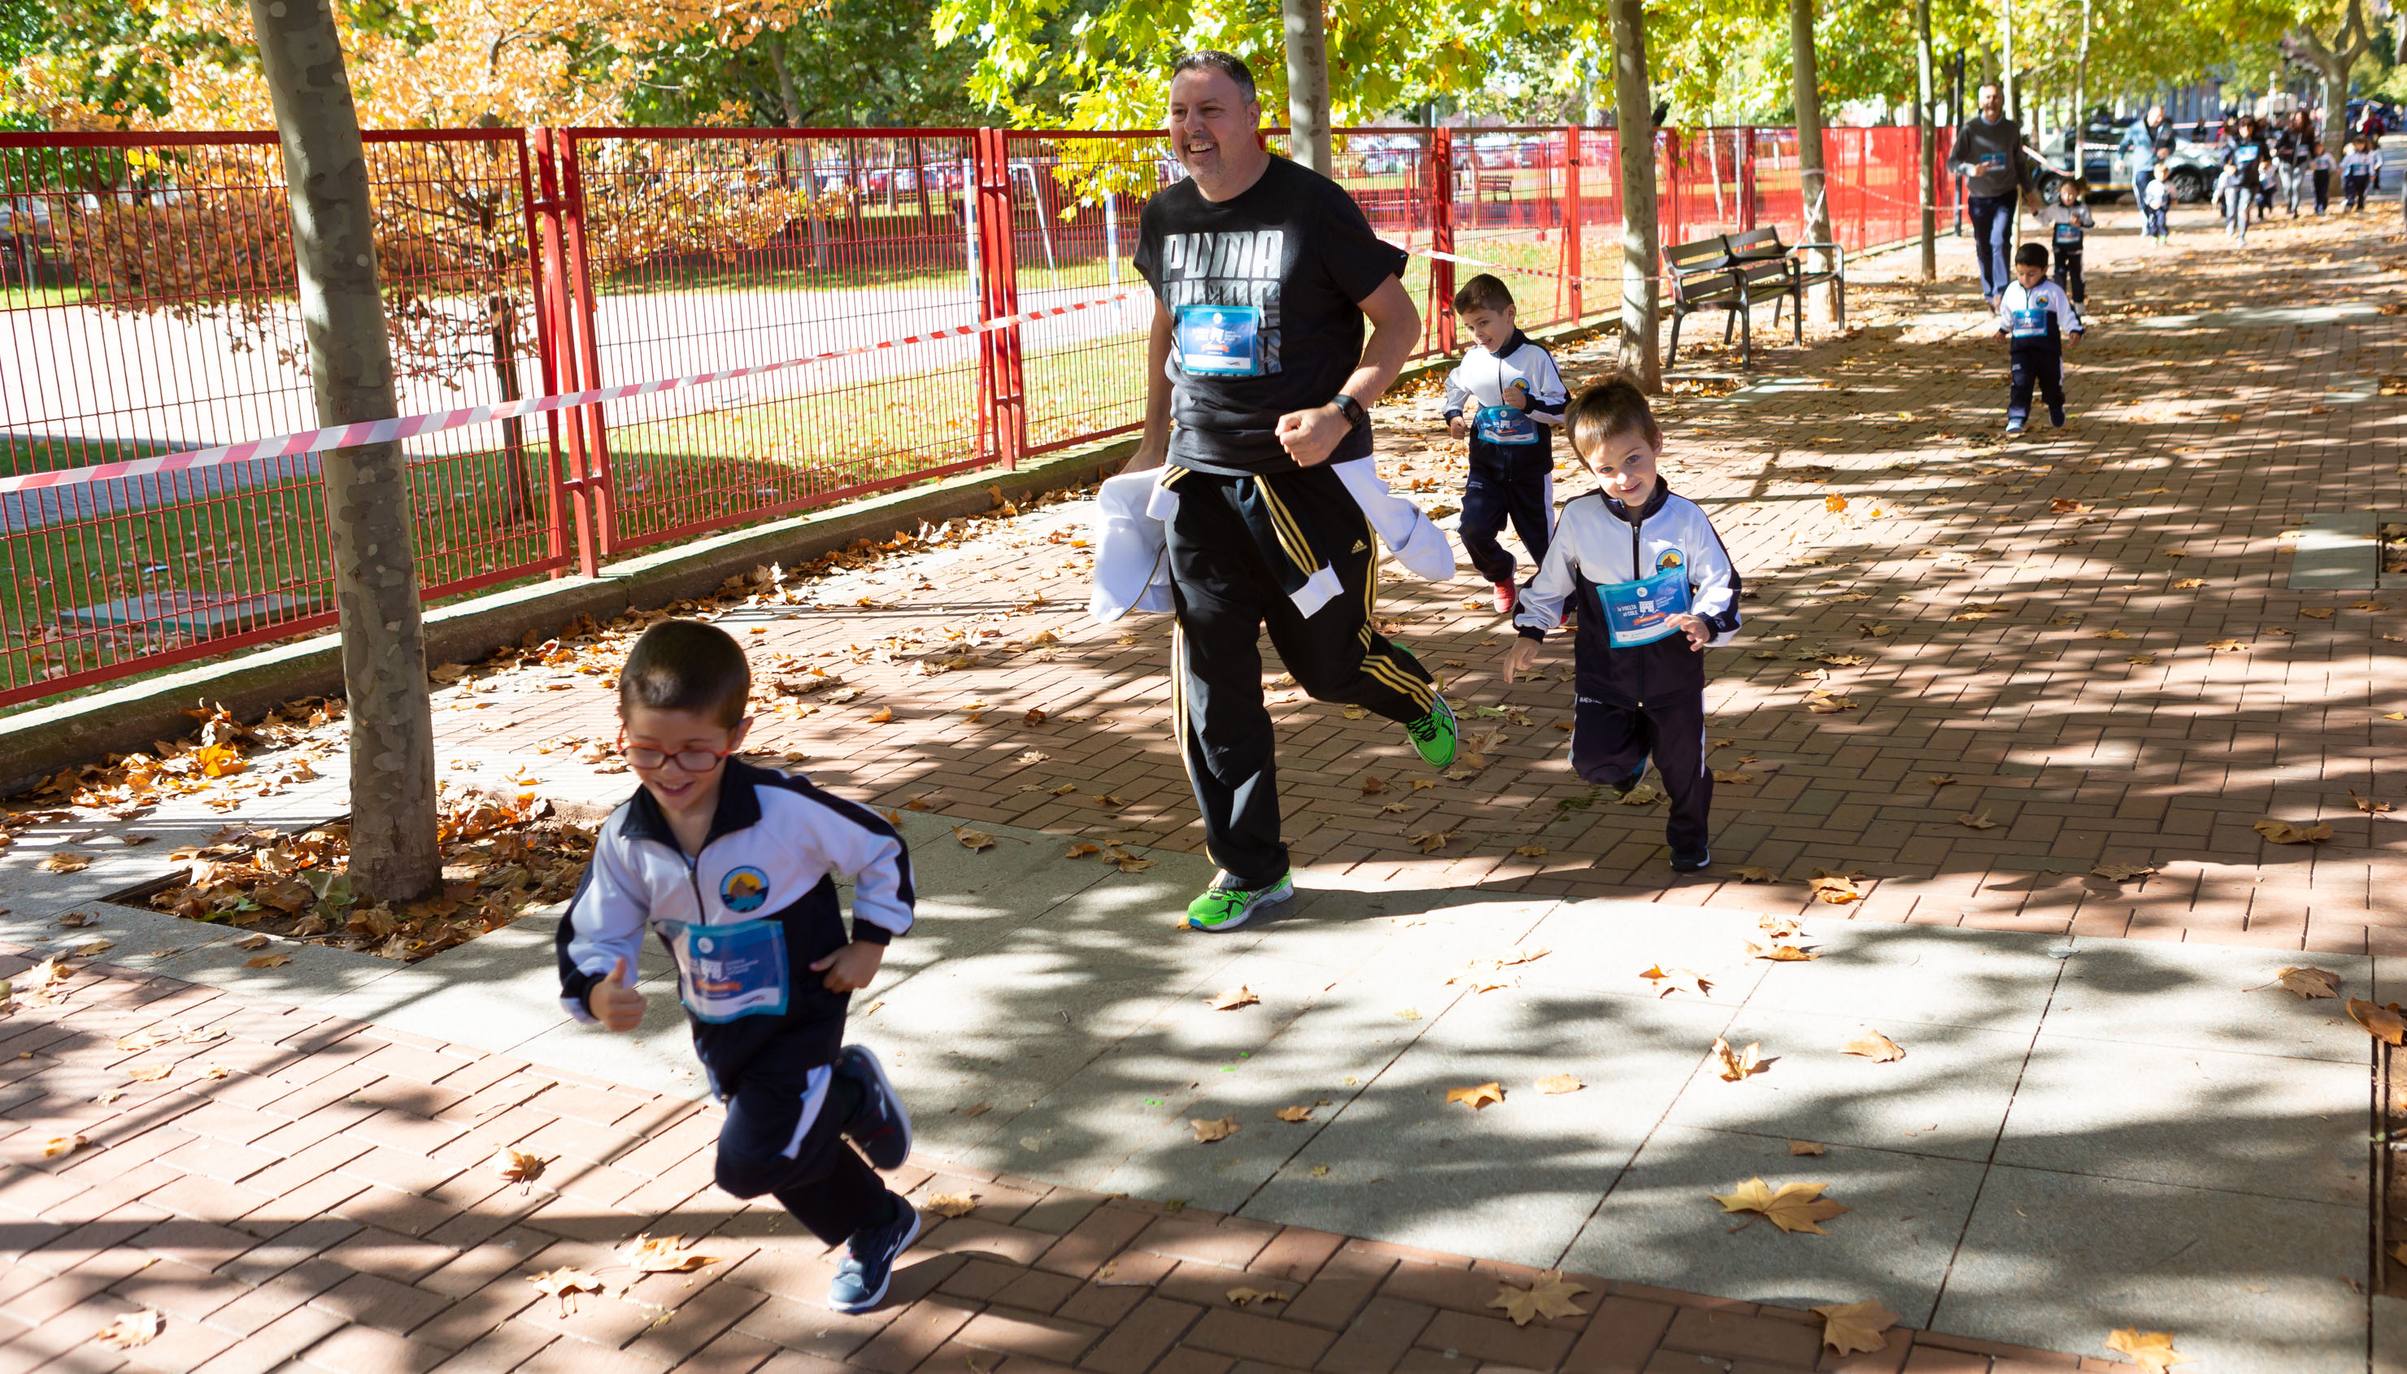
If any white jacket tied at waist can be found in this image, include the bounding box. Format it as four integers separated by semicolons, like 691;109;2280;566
1087;458;1457;623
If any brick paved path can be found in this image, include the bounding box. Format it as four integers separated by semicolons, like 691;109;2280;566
2;945;2130;1373
435;203;2406;952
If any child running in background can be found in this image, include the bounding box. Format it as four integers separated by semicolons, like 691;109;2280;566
1995;242;2085;437
1502;376;1741;875
2342;136;2385;212
1443;273;1569;613
2142;146;2175;243
2037;178;2095;302
2215;158;2251;242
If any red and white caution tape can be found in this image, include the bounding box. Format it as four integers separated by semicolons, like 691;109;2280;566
0;288;1144;496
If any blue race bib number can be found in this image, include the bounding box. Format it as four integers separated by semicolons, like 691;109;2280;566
1594;565;1692;648
1472;403;1541;445
2052;222;2082;243
668;917;790;1023
2236;145;2260;164
1174;304;1264;377
1979;153;2007;171
2010;308;2049;339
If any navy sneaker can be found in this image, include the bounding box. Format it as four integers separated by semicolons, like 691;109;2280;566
1670;846;1712;873
1609;765;1647;795
834;1045;913;1171
827;1194;920;1313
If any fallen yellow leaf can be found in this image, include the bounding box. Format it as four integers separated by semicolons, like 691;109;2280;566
1788;1139;1826;1156
1813;1298;1898;1355
42;1134;90;1159
1843;1030;1906;1062
1639;965;1712;998
1535;1073;1583;1095
1226;1286;1288;1307
2348;998;2406;1045
1209;986;1260;1011
1488;1270;1591;1326
2269;967;2341;1000
1807;871;1865;905
1446;1081;1505;1110
1191;1116;1240;1143
619;1233;719;1274
1274;1105;1314;1123
1712;1037;1766;1082
244;953;292;969
526;1267;607;1314
494;1150;549;1186
2253;819;2333;845
2105;1327;2189;1374
925;1193;978;1217
867;705;895;724
94;1310;163;1349
954;828;996;852
2091;860;2157;882
1710;1177;1849;1234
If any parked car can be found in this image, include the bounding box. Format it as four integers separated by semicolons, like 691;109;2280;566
2042;115;2222;203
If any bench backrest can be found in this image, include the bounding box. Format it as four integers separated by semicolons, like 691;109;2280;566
1664;236;1732;273
1726;226;1787;255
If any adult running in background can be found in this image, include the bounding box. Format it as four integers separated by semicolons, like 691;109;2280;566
1952;84;2039;308
1121;50;1462;935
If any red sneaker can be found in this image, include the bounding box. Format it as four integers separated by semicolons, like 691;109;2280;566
1492;583;1517;614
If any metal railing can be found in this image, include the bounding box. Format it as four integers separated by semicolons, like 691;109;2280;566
0;121;1954;709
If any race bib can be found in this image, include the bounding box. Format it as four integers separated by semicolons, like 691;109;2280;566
1472;403;1541;445
1174;304;1264;377
1593;563;1693;649
667;917;790;1024
2052;222;2082;244
1978;153;2007;171
2236;145;2260;164
2010;308;2050;340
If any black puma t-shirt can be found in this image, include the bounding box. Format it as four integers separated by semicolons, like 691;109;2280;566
1133;155;1408;475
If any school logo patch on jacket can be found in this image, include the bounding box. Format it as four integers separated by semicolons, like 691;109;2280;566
1656;550;1685;572
721;866;770;914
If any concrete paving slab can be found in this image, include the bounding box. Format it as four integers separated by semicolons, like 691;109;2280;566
1656;1010;2033;1164
1738;922;2067;1033
1996;1030;2370;1206
1239;989;1736;1267
2047;938;2374;1064
1932;1165;2368;1374
1513;898;1773;1004
1560;1125;1988;1327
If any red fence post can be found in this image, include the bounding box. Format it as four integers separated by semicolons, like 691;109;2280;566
973;128;1025;471
1562;127;1583;321
554;131;617;559
1430;128;1456;356
1740;128;1759;231
527;128;594;579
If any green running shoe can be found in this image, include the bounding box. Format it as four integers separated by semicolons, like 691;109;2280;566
1404;695;1458;770
1186;871;1294;933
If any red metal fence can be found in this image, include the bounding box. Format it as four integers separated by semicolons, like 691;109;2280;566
0;121;1953;709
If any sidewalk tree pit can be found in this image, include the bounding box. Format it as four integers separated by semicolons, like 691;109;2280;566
130;794;593;961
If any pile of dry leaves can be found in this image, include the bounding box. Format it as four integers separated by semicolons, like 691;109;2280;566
145;790;593;962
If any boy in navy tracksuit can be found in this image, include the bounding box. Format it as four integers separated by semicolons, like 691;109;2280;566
1502;377;1742;873
1995;242;2085;436
557;619;921;1314
1443;274;1569;614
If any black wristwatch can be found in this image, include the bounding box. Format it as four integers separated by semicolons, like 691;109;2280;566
1329;393;1366;427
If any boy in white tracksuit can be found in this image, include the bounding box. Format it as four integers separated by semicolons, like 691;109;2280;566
1996;242;2085;435
1503;377;1741;873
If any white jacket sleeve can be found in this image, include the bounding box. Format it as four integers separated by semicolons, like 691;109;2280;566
795;790;915;940
1442;365;1470;419
1512;506;1584;637
1682;509;1743;645
557;824;651;1023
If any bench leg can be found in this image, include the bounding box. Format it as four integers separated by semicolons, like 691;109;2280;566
1791;284;1804;344
1723;309;1737;345
1667;308;1686;367
1739;306;1753;369
1835;279;1846;331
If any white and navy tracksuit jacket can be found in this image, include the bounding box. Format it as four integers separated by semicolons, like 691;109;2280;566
1514;482;1740;855
1442;332;1570;466
556;759;914;1101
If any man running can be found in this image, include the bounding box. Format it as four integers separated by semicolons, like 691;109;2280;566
1952;83;2039;308
1124;50;1458;933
